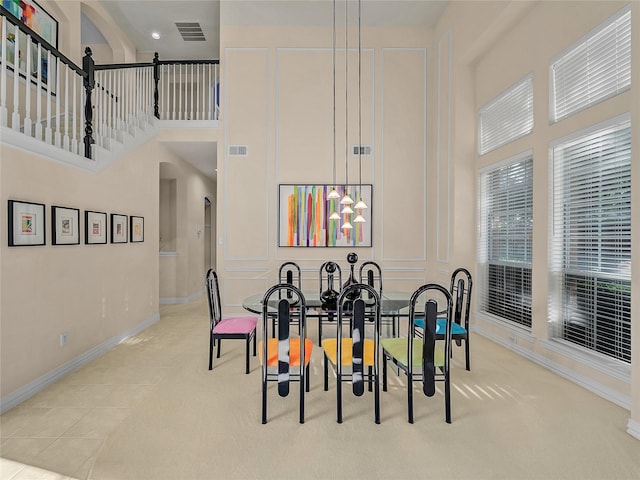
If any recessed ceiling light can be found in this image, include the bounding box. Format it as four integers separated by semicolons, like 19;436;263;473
151;32;160;40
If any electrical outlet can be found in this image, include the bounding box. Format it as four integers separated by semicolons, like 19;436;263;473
60;332;68;347
508;336;517;345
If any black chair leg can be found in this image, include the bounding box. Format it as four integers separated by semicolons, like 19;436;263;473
465;337;470;371
245;338;250;374
262;377;267;424
253;333;257;356
209;334;214;370
407;372;414;424
374;375;380;424
337;372;343;424
323;353;329;391
445;373;451;424
368;366;373;392
216;338;222;358
382;354;388;392
306;364;310;392
300;369;305;424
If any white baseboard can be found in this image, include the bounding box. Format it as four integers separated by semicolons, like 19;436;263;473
627;419;640;441
0;313;160;415
473;325;631;410
160;289;204;304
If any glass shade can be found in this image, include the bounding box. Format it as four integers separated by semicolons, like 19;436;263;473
340;194;354;205
328;188;341;199
353;214;366;223
341;205;354;215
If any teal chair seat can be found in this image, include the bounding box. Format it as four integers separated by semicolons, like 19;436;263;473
414;318;467;336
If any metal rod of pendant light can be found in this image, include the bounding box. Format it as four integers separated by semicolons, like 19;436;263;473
353;0;367;222
341;0;353;230
328;0;340;210
341;0;354;226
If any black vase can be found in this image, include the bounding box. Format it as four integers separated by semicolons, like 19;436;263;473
320;262;339;311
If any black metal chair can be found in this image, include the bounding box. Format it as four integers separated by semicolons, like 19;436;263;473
317;261;342;344
206;269;257;374
274;261;302;336
415;268;473;370
260;284;312;424
381;283;453;423
322;283;381;424
359;261;397;336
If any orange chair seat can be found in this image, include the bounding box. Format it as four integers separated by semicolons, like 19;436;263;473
321;338;376;366
259;338;313;367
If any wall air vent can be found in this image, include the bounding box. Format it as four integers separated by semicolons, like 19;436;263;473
228;145;248;157
353;145;373;155
175;22;206;42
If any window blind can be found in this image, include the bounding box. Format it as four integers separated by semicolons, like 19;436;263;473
550;6;631;123
478;74;533;155
550;118;631;362
478;153;533;327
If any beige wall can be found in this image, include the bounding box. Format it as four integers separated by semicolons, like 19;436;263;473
0;142;159;398
218;19;434;310
433;0;638;435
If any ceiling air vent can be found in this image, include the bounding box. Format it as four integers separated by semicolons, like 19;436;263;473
353;145;373;155
228;145;248;157
175;22;206;42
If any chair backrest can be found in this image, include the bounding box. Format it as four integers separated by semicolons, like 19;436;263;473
408;284;453;396
206;268;222;330
450;268;472;329
262;283;307;397
359;261;382;301
337;283;381;396
279;261;302;305
319;261;342;311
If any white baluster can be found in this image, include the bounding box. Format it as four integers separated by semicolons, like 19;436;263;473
208;63;212;120
35;43;42;141
200;63;205;120
190;63;194;120
179;64;183;120
23;33;32;136
0;16;7;126
63;63;70;150
172;64;176;120
72;70;77;154
45;50;52;144
12;24;20;130
195;63;200;119
54;56;61;146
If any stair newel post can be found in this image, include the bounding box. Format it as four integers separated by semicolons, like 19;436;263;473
83;47;95;159
153;52;160;119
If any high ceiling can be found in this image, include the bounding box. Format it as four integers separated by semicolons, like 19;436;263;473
90;1;448;180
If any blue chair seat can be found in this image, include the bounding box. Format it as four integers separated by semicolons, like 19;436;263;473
414;317;467;336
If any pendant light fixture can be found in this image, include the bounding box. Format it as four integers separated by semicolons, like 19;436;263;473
328;0;340;207
353;0;367;222
340;0;354;231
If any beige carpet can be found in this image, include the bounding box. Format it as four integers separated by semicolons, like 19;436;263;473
1;297;639;480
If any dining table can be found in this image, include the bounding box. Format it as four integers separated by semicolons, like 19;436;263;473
242;289;414;343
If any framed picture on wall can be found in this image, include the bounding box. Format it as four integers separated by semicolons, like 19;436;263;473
51;205;80;245
130;216;144;243
85;210;107;245
110;213;128;243
8;199;46;246
3;0;58;47
278;184;372;247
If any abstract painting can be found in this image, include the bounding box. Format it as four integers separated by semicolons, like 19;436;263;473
278;184;372;247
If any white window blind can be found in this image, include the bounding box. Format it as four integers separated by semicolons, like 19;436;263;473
549;117;631;362
478;74;533;155
478;153;533;327
550;6;631;123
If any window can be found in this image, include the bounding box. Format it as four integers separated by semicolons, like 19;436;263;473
550;5;631;123
478;74;533;155
478;153;533;328
549;116;631;362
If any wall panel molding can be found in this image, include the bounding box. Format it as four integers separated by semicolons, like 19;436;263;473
436;31;452;263
223;48;270;262
381;48;427;262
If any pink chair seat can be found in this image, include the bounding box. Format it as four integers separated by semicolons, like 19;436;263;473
213;316;258;335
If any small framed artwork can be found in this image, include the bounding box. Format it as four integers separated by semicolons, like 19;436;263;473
51;206;80;245
85;210;107;245
111;213;128;243
130;216;144;243
8;200;46;246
